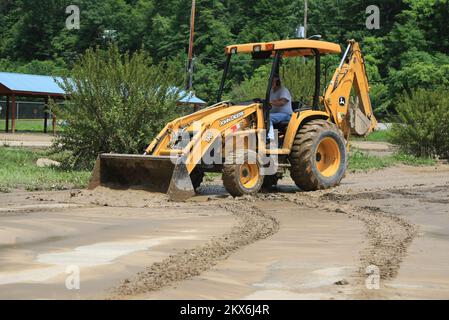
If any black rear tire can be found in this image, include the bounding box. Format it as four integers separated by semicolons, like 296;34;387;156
190;168;204;192
289;119;347;191
262;173;282;189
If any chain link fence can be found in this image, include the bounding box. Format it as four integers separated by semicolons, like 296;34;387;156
0;100;65;132
0;100;46;119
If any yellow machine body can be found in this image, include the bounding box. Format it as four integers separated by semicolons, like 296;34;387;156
89;39;377;200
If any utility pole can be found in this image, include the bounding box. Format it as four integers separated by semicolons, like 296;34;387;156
303;0;308;39
186;0;196;91
302;0;308;64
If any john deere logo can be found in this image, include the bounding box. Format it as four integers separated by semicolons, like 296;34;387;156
339;97;346;106
220;111;244;127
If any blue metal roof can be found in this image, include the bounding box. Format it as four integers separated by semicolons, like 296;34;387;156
178;90;206;105
0;72;65;95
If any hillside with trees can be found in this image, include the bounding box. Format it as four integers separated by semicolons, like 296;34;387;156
1;0;449;117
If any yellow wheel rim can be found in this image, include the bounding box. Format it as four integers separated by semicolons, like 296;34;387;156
316;137;341;177
239;163;260;189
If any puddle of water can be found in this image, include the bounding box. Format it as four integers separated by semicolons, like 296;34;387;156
254;278;341;290
180;229;198;233
244;290;334;300
385;283;430;290
253;266;352;290
425;230;449;241
0;235;196;286
312;267;350;277
37;236;195;267
0;266;64;286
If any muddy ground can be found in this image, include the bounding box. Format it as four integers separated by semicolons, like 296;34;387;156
0;164;448;300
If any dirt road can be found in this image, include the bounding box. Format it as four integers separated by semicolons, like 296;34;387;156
0;133;53;148
0;165;448;299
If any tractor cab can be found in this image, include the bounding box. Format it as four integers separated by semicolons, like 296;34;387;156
216;39;342;139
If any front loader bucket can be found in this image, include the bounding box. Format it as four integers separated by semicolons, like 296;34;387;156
88;154;195;201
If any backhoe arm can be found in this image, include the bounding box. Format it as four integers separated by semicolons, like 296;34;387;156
324;40;378;138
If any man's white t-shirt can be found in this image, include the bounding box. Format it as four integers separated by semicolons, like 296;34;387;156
270;87;293;115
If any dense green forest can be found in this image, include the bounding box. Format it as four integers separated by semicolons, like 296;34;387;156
1;0;449;117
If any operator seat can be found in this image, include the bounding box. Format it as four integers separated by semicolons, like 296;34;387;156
273;102;311;131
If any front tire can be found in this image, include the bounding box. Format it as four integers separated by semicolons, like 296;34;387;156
289;119;347;191
223;151;264;197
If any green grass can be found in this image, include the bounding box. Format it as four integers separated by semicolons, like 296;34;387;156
0;119;61;132
352;130;390;142
390;153;437;166
0;147;90;192
204;172;221;182
348;150;436;172
0;145;436;193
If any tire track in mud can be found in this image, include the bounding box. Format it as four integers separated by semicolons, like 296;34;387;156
256;191;417;280
110;201;280;298
0;204;85;217
111;185;417;297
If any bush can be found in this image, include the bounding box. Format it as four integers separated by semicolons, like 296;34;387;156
281;58;316;105
53;45;183;169
229;64;270;101
389;88;449;158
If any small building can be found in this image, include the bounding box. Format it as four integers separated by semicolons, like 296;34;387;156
177;90;207;112
0;72;65;133
0;73;207;133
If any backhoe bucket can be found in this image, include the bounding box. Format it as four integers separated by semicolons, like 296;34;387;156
88;154;195;201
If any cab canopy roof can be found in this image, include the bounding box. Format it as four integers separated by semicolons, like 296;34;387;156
225;39;342;57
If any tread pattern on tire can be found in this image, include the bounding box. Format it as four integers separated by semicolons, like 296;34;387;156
223;151;263;197
262;173;281;188
289;119;346;191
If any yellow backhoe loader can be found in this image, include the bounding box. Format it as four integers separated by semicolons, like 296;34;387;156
89;39;377;201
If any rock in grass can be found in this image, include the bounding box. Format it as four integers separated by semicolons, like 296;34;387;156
36;158;61;168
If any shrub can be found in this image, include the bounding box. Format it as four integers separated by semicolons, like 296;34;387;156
229;64;270;101
53;45;183;169
389;88;449;158
281;58;316;105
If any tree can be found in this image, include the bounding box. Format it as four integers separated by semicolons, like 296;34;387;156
1;0;70;61
1;0;449;122
390;88;449;158
54;45;183;169
389;51;449;95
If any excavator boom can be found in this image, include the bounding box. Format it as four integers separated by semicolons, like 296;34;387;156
324;40;378;138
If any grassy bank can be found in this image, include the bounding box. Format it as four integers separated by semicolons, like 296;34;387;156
0;147;90;192
348;150;436;172
352;130;390;142
0;146;437;194
0;119;61;132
